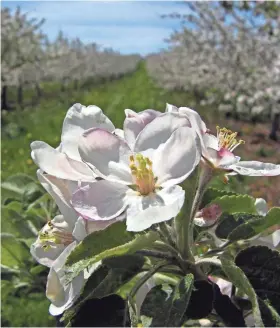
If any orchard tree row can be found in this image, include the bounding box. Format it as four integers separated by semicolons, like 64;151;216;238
1;7;141;110
146;1;280;139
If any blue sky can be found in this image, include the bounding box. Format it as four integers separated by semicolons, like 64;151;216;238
2;1;189;55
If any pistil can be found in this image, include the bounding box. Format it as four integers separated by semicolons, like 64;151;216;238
129;154;156;195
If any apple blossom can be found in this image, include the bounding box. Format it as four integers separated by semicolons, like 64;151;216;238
30;103;115;182
71;113;201;232
194;204;222;227
166;103;280;177
31;171;120;267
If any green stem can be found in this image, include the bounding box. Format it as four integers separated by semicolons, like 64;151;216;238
135;249;176;262
174;167;200;261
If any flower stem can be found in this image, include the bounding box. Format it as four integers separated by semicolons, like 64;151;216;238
175;167;199;261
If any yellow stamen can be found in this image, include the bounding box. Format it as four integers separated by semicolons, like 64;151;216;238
216;126;245;152
129;154;157;195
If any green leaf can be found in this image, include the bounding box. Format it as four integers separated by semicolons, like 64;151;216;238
201;188;237;208
1;206;36;238
1;233;31;268
221;254;264;327
65;221;158;282
235;246;280;314
215;212;262;240
209;194;257;214
165;274;194;326
140;274;194;327
258;299;280;327
62;254;144;326
1;174;36;202
228;207;280;242
22;182;43;206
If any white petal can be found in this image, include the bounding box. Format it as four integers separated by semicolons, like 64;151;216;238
126;185;185;232
230;161;280;176
134;112;191;152
72;180;128;221
72;216;124;240
78;128;132;184
47;242;85;316
135;277;155;316
153;127;201;188
30;238;65;268
37;171;78;228
113;128;125;139
31;141;95;181
61;103;115;160
124;109;161;148
178;106;207;134
203;134;219;151
254;198;268;216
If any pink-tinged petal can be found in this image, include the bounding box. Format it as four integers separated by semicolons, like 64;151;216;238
78;128;133;184
178;106;207;134
61;104;115;160
37;171;78;228
31;141;95;182
217;148;240;167
71;180;128;221
153;126;201;188
205;147;239;168
124;109;161;148
230;161;280;176
126;185;185;232
134;112;191;152
194;204;222;227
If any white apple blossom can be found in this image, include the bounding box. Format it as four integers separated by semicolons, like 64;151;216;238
31;170;123;316
71;113;201;232
31;170;118;267
30;103;115;182
166;104;280;177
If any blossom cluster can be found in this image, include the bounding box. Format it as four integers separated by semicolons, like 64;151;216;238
30;103;280;316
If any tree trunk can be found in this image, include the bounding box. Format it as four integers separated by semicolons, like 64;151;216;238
269;113;279;141
17;85;23;106
1;85;8;110
35;83;42;98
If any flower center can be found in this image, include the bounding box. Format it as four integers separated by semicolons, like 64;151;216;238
39;221;73;251
129;154;157;195
216;126;245;152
